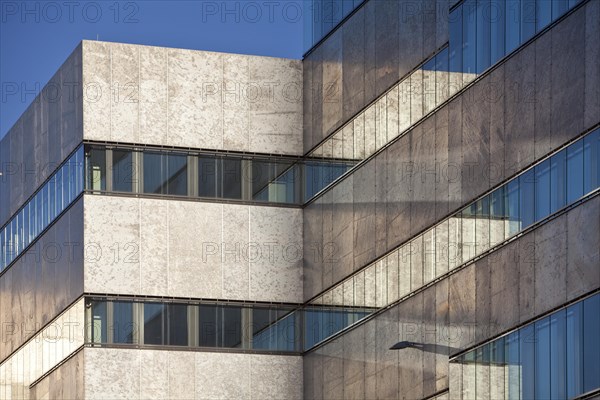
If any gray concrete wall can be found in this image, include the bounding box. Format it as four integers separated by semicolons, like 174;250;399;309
81;41;303;155
83;195;303;303
303;1;600;301
0;199;84;363
83;348;303;400
0;45;83;226
304;194;600;400
303;0;450;153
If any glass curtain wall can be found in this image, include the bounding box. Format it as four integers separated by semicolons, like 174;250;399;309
452;292;600;400
303;0;365;52
0;146;84;273
305;127;600;350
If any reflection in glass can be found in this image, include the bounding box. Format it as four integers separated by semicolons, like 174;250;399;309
144;303;165;345
535;159;551;220
567;301;583;397
567;140;584;203
491;0;506;64
462;1;477;80
86;146;106;191
550;149;567;213
113;301;135;344
584;129;600;194
521;0;536;42
520;324;536;400
583;295;600;392
520;169;536;229
168;303;188;346
535;317;551;400
550;309;566;400
112;149;134;192
476;0;491;74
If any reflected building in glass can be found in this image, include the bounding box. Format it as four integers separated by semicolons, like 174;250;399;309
1;0;600;398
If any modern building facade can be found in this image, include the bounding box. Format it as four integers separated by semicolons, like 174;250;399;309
1;0;599;399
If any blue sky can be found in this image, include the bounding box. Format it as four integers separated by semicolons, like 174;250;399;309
0;0;306;139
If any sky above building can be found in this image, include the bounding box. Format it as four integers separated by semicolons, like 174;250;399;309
0;0;306;139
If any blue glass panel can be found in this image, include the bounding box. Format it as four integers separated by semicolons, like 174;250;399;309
520;324;536;400
490;0;506;63
552;0;568;21
535;158;551;220
521;0;536;42
506;0;521;53
550;149;567;213
567;139;584;203
550;309;567;400
449;5;463;73
535;317;551;399
505;331;521;399
166;154;188;196
566;301;583;398
520;169;536;229
143;152;163;194
113;301;135;344
48;174;56;221
584;129;600;195
476;0;491;73
506;180;520;236
112;149;134;192
568;0;582;11
537;0;552;31
144;302;166;345
583;295;600;392
463;1;477;76
91;301;108;343
55;168;63;216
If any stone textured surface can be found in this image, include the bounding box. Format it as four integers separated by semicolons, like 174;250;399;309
83;195;303;303
83;348;302;400
82;41;303;155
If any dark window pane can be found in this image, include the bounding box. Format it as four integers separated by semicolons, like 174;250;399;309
222;306;242;348
144;303;165;345
143;152;164;194
506;180;520;236
506;0;521;53
535;159;551;220
583;129;600;194
112;150;134;192
521;0;536;42
520;324;536;400
537;0;552;31
553;0;569;21
535;317;551;400
463;1;477;76
166;154;188;196
449;5;463;74
167;303;188;346
199;305;218;347
520;169;536;229
490;0;506;63
85;146;106;191
568;0;582;9
583;295;600;392
566;301;583;398
476;0;491;73
91;301;108;343
550;149;567;213
222;158;242;199
198;156;218;197
550;309;567;400
113;301;135;344
567;139;584;203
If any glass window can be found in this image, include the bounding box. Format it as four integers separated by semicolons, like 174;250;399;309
423;58;437;114
144;303;165;345
222;158;243;199
520;324;536;400
449;4;463;91
537;0;552;31
463;1;477;78
520;169;536;229
167;303;188;346
435;47;450;104
566;301;583;398
91;301;108;344
550;309;567;400
506;180;520;236
583;295;600;392
198;156;218;198
476;0;491;74
489;186;506;245
535;158;551;220
567;139;584;203
166;154;188;196
521;0;536;42
535;317;551;400
48;175;56;221
63;160;72;205
113;301;135;344
199;305;218;347
112;149;134;192
553;0;569;22
550;149;567;213
506;0;521;53
583;129;600;194
55;168;63;216
143;152;163;194
490;0;506;64
85;146;106;191
223;306;242;348
505;330;521;399
568;0;582;9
